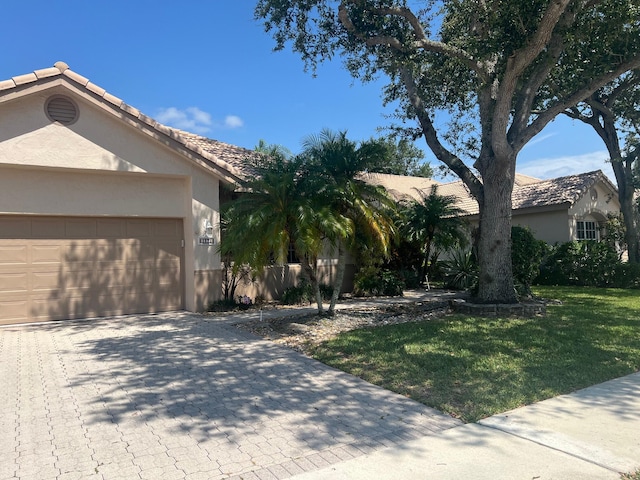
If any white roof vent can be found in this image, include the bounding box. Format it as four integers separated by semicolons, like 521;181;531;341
45;95;78;125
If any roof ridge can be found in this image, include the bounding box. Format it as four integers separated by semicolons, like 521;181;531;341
0;62;248;183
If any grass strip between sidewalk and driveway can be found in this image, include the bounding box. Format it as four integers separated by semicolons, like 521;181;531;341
310;286;640;423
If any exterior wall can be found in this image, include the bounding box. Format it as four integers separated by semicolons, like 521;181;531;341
0;85;225;312
194;269;223;311
231;264;356;304
569;182;620;219
512;210;571;244
568;183;620;240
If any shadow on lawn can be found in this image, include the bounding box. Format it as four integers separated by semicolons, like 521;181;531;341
312;300;640;423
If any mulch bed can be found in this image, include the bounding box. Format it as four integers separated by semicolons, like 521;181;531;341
234;300;451;355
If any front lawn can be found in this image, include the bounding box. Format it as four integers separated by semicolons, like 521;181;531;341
310;286;640;422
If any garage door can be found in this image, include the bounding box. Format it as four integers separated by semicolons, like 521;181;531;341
0;216;184;325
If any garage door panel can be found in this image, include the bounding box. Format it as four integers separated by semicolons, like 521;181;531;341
31;218;66;238
0;272;28;293
126;220;153;237
97;218;126;237
0;299;29;322
154;219;182;237
31;244;63;264
66;219;98;238
0;216;184;324
30;270;61;292
0;244;28;265
0;218;31;238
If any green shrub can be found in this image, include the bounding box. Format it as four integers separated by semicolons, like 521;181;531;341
511;226;548;297
398;268;422;289
439;248;478;291
354;266;405;297
207;296;253;312
611;263;640;289
537;241;623;287
280;282;333;305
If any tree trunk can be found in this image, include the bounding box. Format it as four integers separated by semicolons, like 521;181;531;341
611;159;640;263
590;110;640;264
476;164;518;304
300;255;324;314
327;243;347;316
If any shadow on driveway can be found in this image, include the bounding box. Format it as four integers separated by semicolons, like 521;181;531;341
2;313;460;479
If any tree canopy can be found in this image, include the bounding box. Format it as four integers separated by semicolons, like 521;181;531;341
365;136;433;177
256;0;640;303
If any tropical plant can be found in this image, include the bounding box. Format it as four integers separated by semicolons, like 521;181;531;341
399;184;468;286
365;136;432;178
440;248;478;291
300;129;398;314
218;147;351;315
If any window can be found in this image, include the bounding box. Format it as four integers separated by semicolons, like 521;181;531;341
268;241;301;264
577;220;597;240
287;241;300;264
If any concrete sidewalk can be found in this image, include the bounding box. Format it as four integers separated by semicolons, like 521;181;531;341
290;371;640;479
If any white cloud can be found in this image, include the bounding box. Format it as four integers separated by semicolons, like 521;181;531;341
224;115;244;128
156;106;212;134
521;132;557;150
155;107;244;135
518;150;615;181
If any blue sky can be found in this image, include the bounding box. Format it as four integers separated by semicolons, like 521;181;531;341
2;1;613;181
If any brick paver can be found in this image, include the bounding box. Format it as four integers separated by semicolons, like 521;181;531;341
0;313;461;480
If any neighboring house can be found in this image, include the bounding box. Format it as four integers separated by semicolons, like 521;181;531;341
0;62;253;325
362;170;621;245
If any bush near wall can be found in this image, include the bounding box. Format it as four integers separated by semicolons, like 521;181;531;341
353;266;405;297
536;241;640;288
281;282;334;305
511;226;548;296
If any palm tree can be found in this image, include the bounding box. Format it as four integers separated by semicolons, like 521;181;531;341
219;147;351;315
400;185;468;286
301;130;397;315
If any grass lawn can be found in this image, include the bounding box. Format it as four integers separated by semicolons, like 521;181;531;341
311;286;640;422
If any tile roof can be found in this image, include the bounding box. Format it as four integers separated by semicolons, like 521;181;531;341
167;129;257;178
0;61;254;184
358;172;440;202
511;170;612;211
363;170;616;217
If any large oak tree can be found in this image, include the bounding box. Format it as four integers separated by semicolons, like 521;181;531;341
256;0;640;303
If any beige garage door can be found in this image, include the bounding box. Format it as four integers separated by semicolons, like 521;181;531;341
0;216;184;325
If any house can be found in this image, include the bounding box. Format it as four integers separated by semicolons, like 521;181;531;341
0;62;257;325
0;62;620;325
362;170;621;244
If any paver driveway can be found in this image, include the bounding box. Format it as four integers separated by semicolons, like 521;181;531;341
0;312;461;480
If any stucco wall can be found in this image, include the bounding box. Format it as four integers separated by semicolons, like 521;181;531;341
0;84;226;311
569;182;619;219
512;210;571;244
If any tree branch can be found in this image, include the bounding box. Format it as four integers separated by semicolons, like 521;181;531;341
399;65;484;201
492;0;572;158
338;2;489;82
518;54;640;151
509;6;576;142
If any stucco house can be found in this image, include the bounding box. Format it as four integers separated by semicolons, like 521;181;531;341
0;62;258;325
0;62;621;325
362;170;621;244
